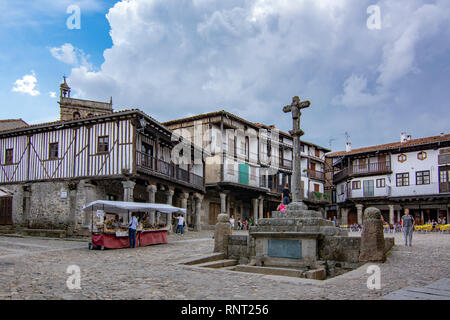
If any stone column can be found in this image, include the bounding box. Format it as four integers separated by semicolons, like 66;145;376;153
214;213;232;253
258;196;264;219
447;207;449;224
194;193;203;231
397;210;401;223
252;198;259;222
180;192;189;233
340;207;348;226
166;188;175;233
420;210;424;224
219;192;227;214
359;207;386;262
147;184;157;224
83;182;96;227
122;180;136;202
22;185;31;228
356;204;363;225
388;204;395;225
67;183;78;236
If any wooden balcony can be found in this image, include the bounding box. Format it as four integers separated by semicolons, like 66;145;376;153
136;151;204;189
308;170;325;181
333;161;392;183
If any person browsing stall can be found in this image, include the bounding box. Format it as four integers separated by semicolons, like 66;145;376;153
128;213;139;248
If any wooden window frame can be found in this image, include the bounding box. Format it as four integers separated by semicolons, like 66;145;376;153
97;136;110;154
398;154;407;163
4;148;13;165
49;142;59;160
352;180;361;190
376;178;385;188
396;172;409;187
417;151;427;161
416;170;430;185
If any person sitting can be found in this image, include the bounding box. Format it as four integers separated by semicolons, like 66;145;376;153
277;201;287;212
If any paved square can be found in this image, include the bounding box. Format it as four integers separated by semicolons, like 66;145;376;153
0;231;448;300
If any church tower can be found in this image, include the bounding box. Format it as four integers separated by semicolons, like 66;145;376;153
58;77;113;121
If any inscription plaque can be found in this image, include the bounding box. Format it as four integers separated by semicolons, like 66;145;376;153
268;239;302;259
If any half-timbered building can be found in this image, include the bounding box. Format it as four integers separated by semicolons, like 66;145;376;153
0;81;206;236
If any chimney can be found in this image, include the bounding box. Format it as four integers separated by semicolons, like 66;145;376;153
400;132;407;143
440;132;445;137
407;135;412;141
346;142;352;152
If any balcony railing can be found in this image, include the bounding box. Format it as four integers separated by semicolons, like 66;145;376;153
333;161;391;182
136;151;204;189
308;170;325;180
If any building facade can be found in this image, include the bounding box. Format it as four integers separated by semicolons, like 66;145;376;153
163;110;330;229
326;133;450;226
0;81;206;235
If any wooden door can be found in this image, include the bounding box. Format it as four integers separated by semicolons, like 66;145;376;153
378;154;386;171
0;197;13;225
208;203;220;225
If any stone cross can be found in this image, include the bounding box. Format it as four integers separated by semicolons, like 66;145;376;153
283;96;310;209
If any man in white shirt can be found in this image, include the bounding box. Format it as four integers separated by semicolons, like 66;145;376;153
229;215;235;229
175;214;185;235
128;213;139;248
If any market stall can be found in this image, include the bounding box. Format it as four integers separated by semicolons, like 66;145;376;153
83;200;186;250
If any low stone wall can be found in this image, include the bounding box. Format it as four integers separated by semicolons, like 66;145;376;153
226;235;249;264
319;235;395;263
226;234;395;266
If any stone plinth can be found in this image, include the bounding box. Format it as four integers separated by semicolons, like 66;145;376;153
249;208;348;267
359;207;386;262
214;213;232;253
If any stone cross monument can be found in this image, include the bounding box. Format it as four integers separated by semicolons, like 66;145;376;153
283;96;310;210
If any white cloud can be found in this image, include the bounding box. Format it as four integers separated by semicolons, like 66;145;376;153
49;91;57;98
12;72;40;96
49;43;92;69
65;0;450;148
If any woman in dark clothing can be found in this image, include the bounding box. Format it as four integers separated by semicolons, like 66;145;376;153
281;183;290;205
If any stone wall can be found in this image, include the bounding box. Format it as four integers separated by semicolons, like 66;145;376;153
226;235;250;264
319;235;395;264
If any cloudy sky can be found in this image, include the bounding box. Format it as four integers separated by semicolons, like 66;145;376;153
1;0;449;152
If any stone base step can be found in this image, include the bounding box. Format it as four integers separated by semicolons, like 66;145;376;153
0;225;15;234
21;228;66;238
233;265;327;280
195;259;238;268
181;253;226;265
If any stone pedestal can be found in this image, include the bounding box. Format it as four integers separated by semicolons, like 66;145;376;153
359;207;386;262
214;213;232;253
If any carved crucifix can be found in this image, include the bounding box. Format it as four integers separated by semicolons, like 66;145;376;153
283;96;310;209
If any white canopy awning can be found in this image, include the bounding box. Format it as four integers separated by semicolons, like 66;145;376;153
82;200;186;215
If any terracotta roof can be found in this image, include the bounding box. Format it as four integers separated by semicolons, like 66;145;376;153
327;133;450;157
0;119;29;131
163;110;330;152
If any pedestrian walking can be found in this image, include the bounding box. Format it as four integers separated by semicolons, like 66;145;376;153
128;213;139;248
402;208;414;246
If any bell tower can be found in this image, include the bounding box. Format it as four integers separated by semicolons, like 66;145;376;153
58;77;113;121
60;76;71;98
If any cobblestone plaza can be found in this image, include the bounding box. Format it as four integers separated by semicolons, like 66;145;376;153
0;231;448;300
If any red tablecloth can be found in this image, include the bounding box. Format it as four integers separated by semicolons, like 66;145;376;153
138;230;168;246
91;233;130;249
91;230;168;249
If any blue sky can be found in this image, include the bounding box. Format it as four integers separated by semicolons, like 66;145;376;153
1;0;449;152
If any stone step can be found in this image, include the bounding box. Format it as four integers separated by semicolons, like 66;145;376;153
195;259;238;268
0;225;15;234
233;265;327;280
181;253;226;265
21;228;66;238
